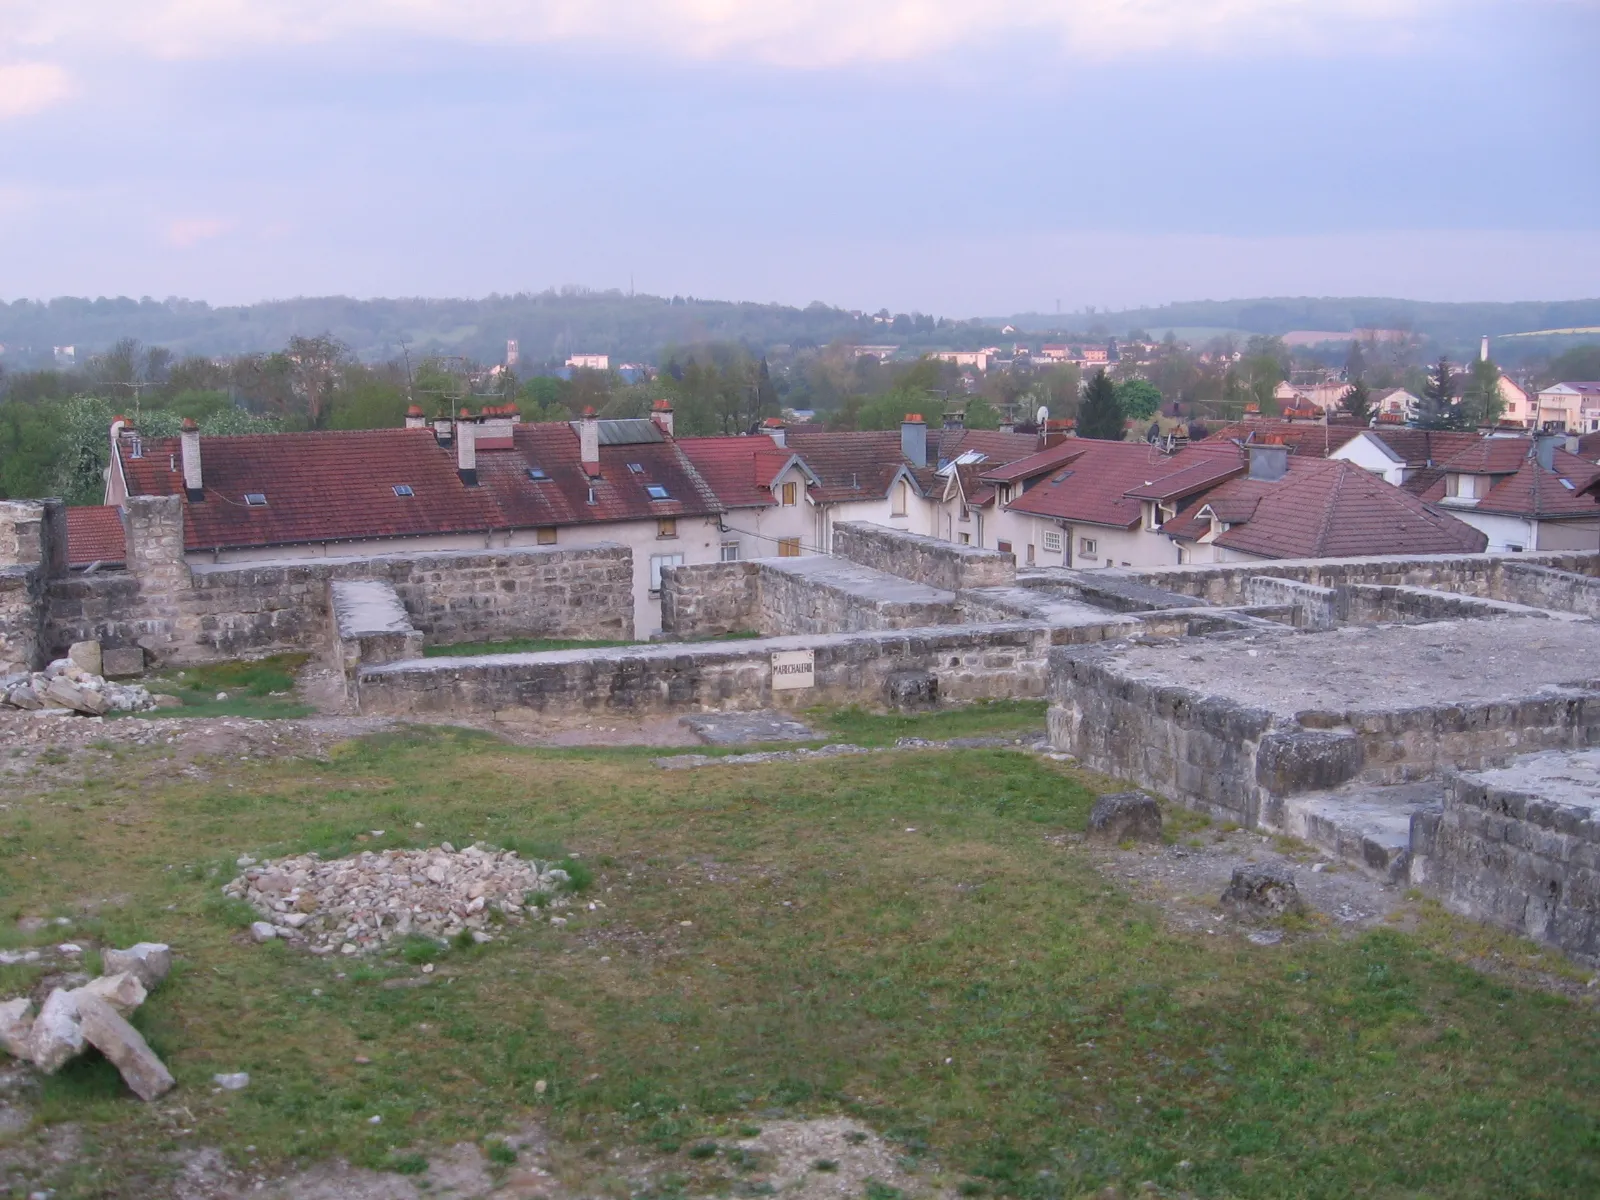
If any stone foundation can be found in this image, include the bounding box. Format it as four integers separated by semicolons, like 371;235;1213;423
356;622;1050;718
831;520;1015;591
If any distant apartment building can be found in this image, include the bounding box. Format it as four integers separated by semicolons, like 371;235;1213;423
1536;382;1600;433
929;349;998;372
566;353;610;371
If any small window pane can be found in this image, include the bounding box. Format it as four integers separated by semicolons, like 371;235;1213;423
392;484;414;497
646;484;670;500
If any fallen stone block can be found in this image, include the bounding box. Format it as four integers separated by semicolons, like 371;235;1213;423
68;640;103;677
250;922;277;943
1221;865;1306;919
28;988;85;1073
76;993;175;1101
151;694;183;709
1087;791;1163;844
0;997;33;1060
42;676;108;715
101;943;172;990
884;668;939;710
4;683;41;710
100;646;146;679
81;972;148;1017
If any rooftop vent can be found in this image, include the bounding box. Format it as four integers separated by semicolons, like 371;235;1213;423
243;492;267;507
645;484;670;500
393;484;414;497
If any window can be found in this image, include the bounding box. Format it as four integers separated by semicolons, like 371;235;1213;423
781;482;798;506
959;504;970;521
392;484;414;498
1079;537;1098;557
536;527;557;546
720;541;741;562
646;484;671;500
527;467;548;481
778;537;801;557
243;493;267;507
657;518;678;538
997;485;1010;504
1026;544;1035;566
997;540;1013;553
627;462;645;474
1042;530;1063;553
958;532;970;545
649;553;684;591
892;480;908;517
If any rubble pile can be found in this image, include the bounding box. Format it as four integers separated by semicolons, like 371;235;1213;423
225;843;576;954
2;659;166;716
0;942;177;1101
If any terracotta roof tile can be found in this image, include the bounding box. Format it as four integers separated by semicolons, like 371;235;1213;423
65;506;126;566
1163;457;1487;558
1005;442;1243;530
116;423;721;553
1204;420;1364;458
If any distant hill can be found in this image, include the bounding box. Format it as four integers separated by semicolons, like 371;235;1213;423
1005;297;1600;359
2;290;1596;369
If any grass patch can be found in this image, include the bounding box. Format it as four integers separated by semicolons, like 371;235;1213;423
0;728;1597;1197
138;652;313;720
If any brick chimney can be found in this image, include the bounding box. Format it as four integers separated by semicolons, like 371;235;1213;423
762;416;786;449
901;413;927;468
180;418;204;501
651;398;675;437
404;404;427;429
456;409;478;486
579;407;601;477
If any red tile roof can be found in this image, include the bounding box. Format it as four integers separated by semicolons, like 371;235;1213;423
116;423;721;552
781;428;1040;504
1418;445;1600;520
677;437;802;509
978;441;1086;485
1203;419;1364;458
65;506;126;566
1430;436;1536;476
1361;429;1484;468
1163;457;1488;558
1005;441;1244;530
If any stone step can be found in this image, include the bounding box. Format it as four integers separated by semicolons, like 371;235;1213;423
1275;781;1443;882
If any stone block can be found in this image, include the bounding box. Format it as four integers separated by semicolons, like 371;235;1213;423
68;639;102;675
1221;865;1305;919
101;646;145;678
1087;791;1163;843
885;668;939;710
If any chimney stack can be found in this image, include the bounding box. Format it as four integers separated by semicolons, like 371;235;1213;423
651;398;675;438
579;407;601;477
456;410;478;486
180;418;204;501
1246;441;1289;482
1535;433;1559;472
405;404;427;429
901;413;927;468
762;416;786;449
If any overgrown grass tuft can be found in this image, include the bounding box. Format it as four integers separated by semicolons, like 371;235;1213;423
138;652;314;720
815;699;1047;746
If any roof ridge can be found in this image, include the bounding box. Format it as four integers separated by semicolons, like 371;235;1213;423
1310;461;1346;556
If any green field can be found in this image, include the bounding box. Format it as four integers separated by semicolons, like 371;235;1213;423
1;719;1597;1197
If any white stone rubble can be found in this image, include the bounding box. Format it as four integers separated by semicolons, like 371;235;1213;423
1;658;160;716
224;843;575;953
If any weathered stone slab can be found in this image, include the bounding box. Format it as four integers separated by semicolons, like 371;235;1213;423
100;943;172;989
0;997;32;1060
1087;791;1163;844
1221;865;1305;919
76;993;175;1101
101;646;145;678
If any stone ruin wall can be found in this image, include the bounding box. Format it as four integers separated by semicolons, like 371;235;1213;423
0;500;65;671
830;520;1016;592
357;623;1051;719
16;495;633;668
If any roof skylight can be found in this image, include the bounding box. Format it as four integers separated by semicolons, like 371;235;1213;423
527;467;548;481
645;484;670;500
243;493;267;507
393;484;414;497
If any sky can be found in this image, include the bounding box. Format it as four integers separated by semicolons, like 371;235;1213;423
2;0;1597;317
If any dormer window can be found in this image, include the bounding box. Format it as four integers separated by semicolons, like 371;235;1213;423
243;493;267;507
392;484;414;497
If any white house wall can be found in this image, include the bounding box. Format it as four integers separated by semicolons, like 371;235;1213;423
1329;435;1405;486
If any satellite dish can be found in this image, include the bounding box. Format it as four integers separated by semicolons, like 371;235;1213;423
1035;405;1049;426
